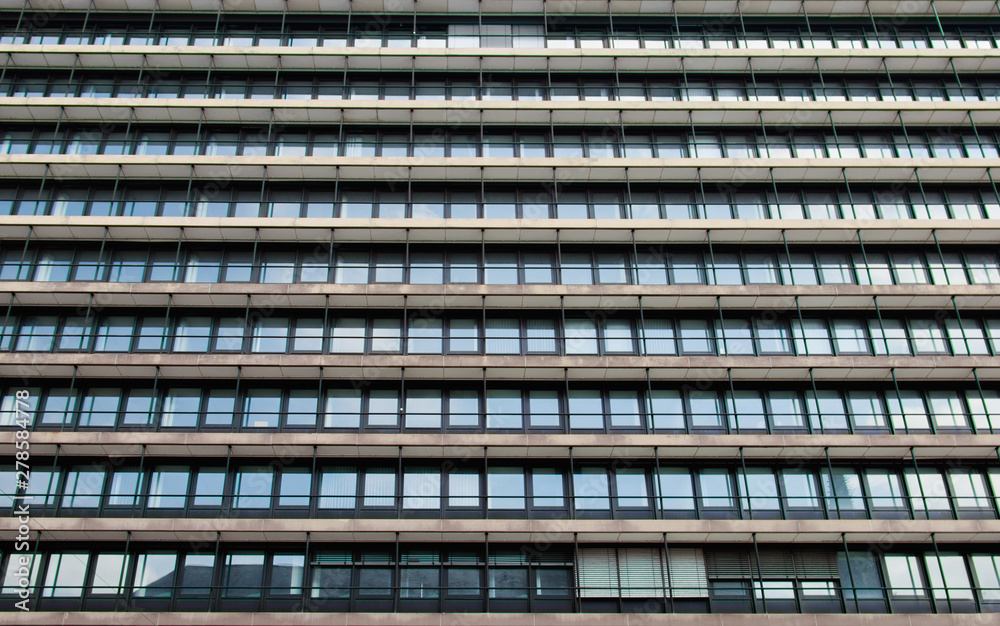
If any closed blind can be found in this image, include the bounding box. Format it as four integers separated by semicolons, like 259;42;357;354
577;548;618;597
619;548;663;598
668;548;708;598
706;550;839;580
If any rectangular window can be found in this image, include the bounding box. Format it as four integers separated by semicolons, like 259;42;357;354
251;318;289;353
148;467;189;508
698;469;734;509
485;318;520;354
132;553;177;598
363;469;396;507
62;468;105;508
448;390;479;427
405;389;442;428
234;468;273;509
486;390;522;429
367;390;399;427
319;468;357;509
243;389;280;428
278;471;311;507
42;554;89;597
615;469;649;508
488;468;525;509
573;468;610;510
568;390;603;429
403;470;441;509
223;554;265;598
532;469;564;508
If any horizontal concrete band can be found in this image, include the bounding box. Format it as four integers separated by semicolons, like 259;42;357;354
2;45;998;75
3;156;1000;184
3;517;999;543
3;218;999;246
4;613;997;626
4;282;999;312
7;432;999;461
5;98;999;129
1;0;992;17
2;354;999;382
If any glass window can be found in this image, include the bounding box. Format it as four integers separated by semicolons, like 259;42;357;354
904;469;951;514
725;390;766;431
689;390;722;429
678;319;713;354
367;389;399;427
132;553;177;598
948;469;992;510
108;470;140;507
603;319;634;353
886;391;931;431
488;468;525;509
408;318;443;353
970;555;1000;606
866;469;907;511
204;389;235;428
91;554;130;595
486;390;522;429
62;468;105;508
884;555;926;598
234;467;273;508
526;319;557;353
270;555;305;595
94;316;133;352
737;468;780;512
532;469;565;508
568;390;603;430
251;317;288;353
768;391;805;429
527;390;559;428
318;468;356;509
608;390;642;428
485;318;519;354
42;553;89;597
448;390;479;427
278;470;311;507
405;389;442;428
656;468;695;511
448;471;479;507
292;319;323;352
331;318;365;353
286;390;318;427
78;388;120;428
848;391;888;430
243;389;280;428
173;316;211;352
363;469;396;507
792;319;833;355
573;468;610;510
148;467;189;508
403;469;441;509
192;470;225;507
782;469;821;510
615;468;649;508
821;468;865;512
485;252;518;284
699;469;734;508
832;319;870;354
806;390;849;431
223;554;264;598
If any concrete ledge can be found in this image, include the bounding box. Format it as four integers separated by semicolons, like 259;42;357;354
1;353;998;381
1;611;998;626
4;431;999;460
2;217;997;246
2;516;999;543
3;281;1000;311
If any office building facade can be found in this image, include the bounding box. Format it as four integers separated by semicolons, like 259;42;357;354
1;0;999;623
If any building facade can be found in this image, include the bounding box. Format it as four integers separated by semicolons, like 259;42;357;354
1;0;1000;623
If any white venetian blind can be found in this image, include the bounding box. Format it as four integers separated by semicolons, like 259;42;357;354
618;548;663;598
577;548;618;597
667;548;708;598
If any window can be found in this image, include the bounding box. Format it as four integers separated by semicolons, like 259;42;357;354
737;469;780;512
866;470;907;511
448;390;479;427
904;469;951;515
251;317;289;353
132;553;177;598
223;554;265;598
782;470;821;510
62;468;105;508
78;389;120;427
42;553;89;597
270;555;305;595
148;467;189;508
488;468;525;509
319;468;356;509
91;554;130;595
615;469;649;508
532;469;564;508
821;468;864;513
160;388;199;429
403;469;441;509
277;470;311;507
574;468;610;510
234;468;273;509
698;469;734;509
363;469;396;507
405;389;442;428
568;390;603;429
486;390;522;429
243;389;280;428
657;468;695;512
